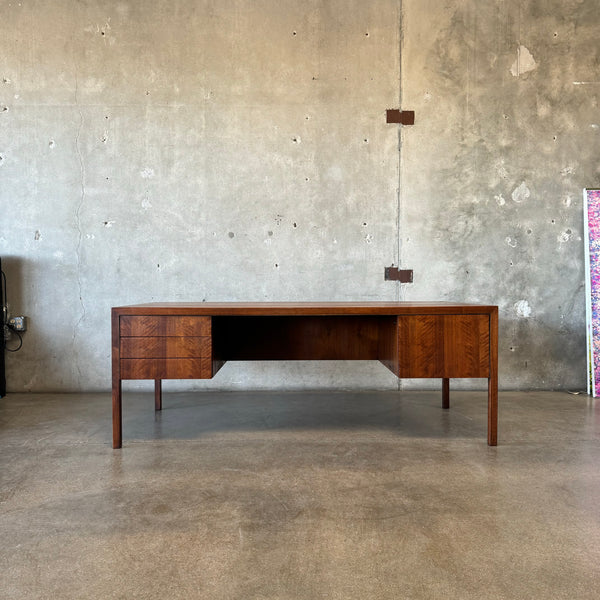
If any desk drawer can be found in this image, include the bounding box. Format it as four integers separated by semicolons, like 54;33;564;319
120;316;211;337
121;337;211;359
397;314;490;378
120;358;213;379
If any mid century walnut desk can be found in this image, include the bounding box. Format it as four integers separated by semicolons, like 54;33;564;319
111;302;498;448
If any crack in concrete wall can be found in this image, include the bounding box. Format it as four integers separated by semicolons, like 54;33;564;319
73;73;87;386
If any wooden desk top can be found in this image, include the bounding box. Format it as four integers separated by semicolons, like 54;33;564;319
112;302;498;316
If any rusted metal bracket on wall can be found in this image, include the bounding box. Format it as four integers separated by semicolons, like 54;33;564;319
386;109;415;125
384;266;413;283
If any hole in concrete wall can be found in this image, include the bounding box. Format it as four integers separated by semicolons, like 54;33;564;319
228;232;235;238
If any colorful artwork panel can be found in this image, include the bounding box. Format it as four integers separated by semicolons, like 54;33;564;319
584;189;600;396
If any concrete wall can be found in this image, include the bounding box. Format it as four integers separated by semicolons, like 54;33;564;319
401;0;600;389
1;0;598;392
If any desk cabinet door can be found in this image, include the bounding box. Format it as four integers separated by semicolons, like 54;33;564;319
397;315;490;378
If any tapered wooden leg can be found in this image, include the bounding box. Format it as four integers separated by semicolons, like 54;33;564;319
155;379;162;411
442;378;450;409
112;380;122;449
488;376;498;446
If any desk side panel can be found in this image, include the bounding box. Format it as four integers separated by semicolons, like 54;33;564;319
378;316;400;376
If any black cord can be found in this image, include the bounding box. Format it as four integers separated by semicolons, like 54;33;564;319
2;268;23;352
5;328;22;352
1;269;6;326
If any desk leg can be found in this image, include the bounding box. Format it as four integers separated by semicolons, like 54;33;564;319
442;378;450;409
112;380;122;449
488;376;498;446
155;379;162;411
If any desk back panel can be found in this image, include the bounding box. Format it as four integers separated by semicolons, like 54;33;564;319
213;315;382;361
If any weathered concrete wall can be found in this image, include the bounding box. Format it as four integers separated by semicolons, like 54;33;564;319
401;0;600;389
1;1;598;392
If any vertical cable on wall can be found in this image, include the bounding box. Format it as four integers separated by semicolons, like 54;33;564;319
397;0;404;393
397;0;404;302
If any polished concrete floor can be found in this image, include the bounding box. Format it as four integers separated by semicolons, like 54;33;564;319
1;389;599;599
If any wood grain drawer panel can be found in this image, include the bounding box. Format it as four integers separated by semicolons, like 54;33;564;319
397;315;444;378
120;316;211;337
443;314;490;377
120;358;213;380
397;315;490;378
120;337;211;359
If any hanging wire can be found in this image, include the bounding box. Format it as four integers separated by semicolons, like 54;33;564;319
2;268;23;352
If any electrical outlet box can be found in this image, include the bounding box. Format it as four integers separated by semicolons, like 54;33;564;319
9;316;27;332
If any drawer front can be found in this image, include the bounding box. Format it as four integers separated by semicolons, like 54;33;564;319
120;336;211;359
120;358;213;380
120;316;211;337
443;314;490;378
397;314;490;378
397;315;444;378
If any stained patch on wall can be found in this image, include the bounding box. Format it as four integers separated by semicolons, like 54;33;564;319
510;45;537;77
511;182;531;203
514;299;532;318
